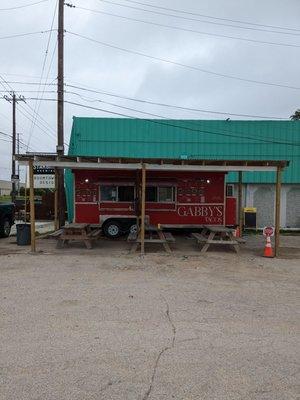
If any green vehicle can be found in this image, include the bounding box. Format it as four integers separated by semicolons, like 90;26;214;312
0;203;15;238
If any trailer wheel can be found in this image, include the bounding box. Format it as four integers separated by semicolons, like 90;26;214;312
103;220;122;238
129;224;137;234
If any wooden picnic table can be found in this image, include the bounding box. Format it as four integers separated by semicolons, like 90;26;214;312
128;225;175;254
191;225;244;253
55;223;101;249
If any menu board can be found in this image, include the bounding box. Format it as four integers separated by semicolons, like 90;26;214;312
75;186;97;203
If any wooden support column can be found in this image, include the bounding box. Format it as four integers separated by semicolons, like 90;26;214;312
238;171;243;236
29;160;36;253
274;166;282;257
140;163;146;256
54;168;59;231
135;169;141;233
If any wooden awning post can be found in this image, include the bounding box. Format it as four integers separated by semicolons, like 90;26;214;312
274;166;282;257
140;163;146;256
29;159;36;253
135;169;141;232
238;171;243;236
54;168;59;231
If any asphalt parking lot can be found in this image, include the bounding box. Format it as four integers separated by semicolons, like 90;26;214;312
0;234;299;400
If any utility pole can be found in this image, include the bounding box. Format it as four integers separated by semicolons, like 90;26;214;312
4;92;25;203
17;129;20;195
57;0;65;227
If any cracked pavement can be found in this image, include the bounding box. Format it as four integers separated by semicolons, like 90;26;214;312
0;247;299;400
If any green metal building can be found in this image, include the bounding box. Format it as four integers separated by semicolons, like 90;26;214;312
66;118;300;227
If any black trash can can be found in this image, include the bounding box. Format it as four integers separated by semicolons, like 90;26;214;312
16;223;31;246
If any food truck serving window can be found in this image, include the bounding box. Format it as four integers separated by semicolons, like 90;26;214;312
100;185;134;202
146;186;175;203
118;186;135;201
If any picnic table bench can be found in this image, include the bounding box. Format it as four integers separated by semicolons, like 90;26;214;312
54;223;101;249
191;225;244;253
128;225;175;253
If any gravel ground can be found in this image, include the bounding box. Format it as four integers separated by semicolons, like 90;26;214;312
0;235;299;400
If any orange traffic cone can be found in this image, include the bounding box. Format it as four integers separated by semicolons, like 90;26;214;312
263;236;274;258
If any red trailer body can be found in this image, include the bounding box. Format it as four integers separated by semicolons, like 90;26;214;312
73;170;236;236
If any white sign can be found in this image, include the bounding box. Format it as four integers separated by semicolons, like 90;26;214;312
34;174;55;189
263;226;275;237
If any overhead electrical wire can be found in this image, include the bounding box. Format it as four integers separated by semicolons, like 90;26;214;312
111;0;300;33
92;0;300;37
0;90;56;94
0;131;35;151
0;75;57;137
0;29;55;40
69;5;300;48
67;31;300;91
0;0;48;11
0;30;55;41
24;81;290;119
0;76;57;146
63;94;300;146
65;83;287;120
1;80;56;86
26;0;58;150
24;97;300;147
0;80;291;119
65;99;300;147
0;72;56;80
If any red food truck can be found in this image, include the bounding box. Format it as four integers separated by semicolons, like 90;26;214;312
73;169;236;238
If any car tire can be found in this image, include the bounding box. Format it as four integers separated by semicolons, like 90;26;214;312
103;220;122;238
0;218;11;238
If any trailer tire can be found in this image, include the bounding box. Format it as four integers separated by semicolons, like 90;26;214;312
103;220;122;238
129;224;137;234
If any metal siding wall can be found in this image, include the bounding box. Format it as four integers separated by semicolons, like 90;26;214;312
68;118;300;183
286;186;300;228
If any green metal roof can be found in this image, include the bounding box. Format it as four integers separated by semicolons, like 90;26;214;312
68;117;300;183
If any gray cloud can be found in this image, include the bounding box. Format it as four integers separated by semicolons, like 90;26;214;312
0;0;299;180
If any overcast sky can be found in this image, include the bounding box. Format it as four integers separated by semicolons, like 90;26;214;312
0;0;299;180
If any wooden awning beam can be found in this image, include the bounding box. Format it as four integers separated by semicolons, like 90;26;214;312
17;160;284;172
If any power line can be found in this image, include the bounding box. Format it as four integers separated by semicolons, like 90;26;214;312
67;31;300;91
70;5;300;48
0;0;48;11
21;96;299;147
0;72;56;80
0;90;56;93
0;77;57;137
66;89;288;125
65;83;288;120
0;76;57;135
113;0;300;33
0;138;12;143
0;77;57;145
38;98;299;147
1;81;56;86
92;0;300;37
64;94;300;146
0;131;35;151
25;101;57;135
66;90;171;119
0;30;55;41
27;0;58;150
